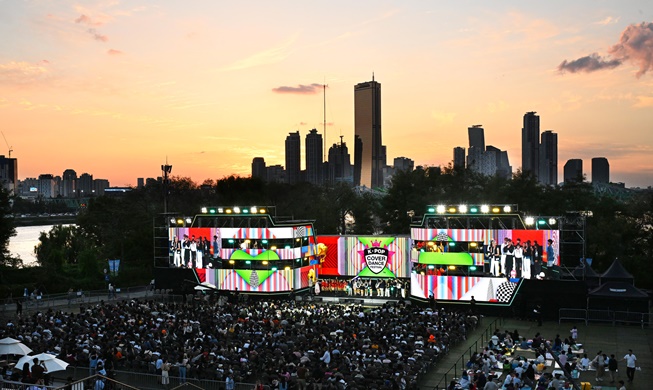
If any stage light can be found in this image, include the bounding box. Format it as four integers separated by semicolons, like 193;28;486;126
209;208;216;214
185;217;192;224
470;242;478;248
420;271;425;275
245;260;251;265
228;239;234;244
262;239;268;244
233;207;241;213
296;259;301;262
284;266;291;271
469;266;477;271
427;207;435;213
548;218;557;225
229;260;235;265
448;265;457;270
218;207;224;213
262;261;268;265
492;207;500;213
271;267;278;271
470;207;478;213
481;205;490;213
259;208;266;214
459;205;468;213
448;207;457;213
285;245;291;249
538;220;546;226
176;219;184;225
525;217;535;226
270;246;277;250
449;242;456;247
169;218;176;225
242;209;249;214
244;239;250;244
503;205;512;213
226;209;232;214
427;265;435;270
201;207;207;214
436;205;446;214
427;241;434;246
250;206;258;214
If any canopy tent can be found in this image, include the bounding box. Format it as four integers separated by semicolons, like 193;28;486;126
600;258;634;285
588;281;649;312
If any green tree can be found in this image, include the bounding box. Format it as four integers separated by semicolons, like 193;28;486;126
0;188;17;267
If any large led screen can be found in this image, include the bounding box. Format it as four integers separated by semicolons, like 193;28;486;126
195;265;313;292
316;236;410;278
411;228;560;266
411;274;520;303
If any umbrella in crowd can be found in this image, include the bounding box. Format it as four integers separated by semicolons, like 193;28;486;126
16;353;69;373
0;337;33;356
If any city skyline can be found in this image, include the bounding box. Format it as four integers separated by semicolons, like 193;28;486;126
1;1;653;187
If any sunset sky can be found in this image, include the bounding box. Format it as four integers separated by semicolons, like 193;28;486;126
1;1;652;187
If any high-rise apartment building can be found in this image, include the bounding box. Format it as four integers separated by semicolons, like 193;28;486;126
592;157;610;184
62;169;77;197
328;137;353;183
539;130;558;186
354;78;383;188
285;131;301;184
78;173;94;195
486;146;512;179
468;125;485;151
522;112;540;178
563;159;583;183
305;129;323;185
393;157;414;172
453;147;466;170
251;157;267;181
0;155;17;195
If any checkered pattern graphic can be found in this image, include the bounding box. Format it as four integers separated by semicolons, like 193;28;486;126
295;226;306;238
496;281;517;302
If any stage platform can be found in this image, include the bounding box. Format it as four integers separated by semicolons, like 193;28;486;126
298;294;405;306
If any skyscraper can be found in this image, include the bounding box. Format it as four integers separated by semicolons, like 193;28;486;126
486;146;512;179
468;125;485;150
285;131;301;184
328;136;352;183
0;155;17;195
522;111;540;178
62;169;77;197
563;159;583;183
592;157;610;184
354;78;383;188
305;129;323;185
453;147;466;169
539;130;558;186
251;157;267;181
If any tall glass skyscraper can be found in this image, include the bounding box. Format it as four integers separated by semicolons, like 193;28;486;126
285;131;301;184
522;111;540;178
354;78;383;188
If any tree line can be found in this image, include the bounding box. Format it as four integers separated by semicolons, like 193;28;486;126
0;166;651;297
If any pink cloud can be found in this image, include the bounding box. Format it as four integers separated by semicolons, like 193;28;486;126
0;61;51;85
272;83;324;94
558;22;653;78
107;49;123;56
88;28;108;42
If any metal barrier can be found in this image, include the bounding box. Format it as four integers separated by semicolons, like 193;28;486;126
428;317;505;390
558;308;588;325
1;285;160;316
559;308;650;328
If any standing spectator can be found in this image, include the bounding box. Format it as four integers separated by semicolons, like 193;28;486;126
608;354;618;383
161;359;170;386
570;326;578;343
622;349;637;382
16;300;22;317
225;374;235;390
592;351;605;382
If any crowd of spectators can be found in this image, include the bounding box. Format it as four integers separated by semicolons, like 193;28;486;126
1;295;479;389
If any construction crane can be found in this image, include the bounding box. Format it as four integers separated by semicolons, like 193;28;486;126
1;132;12;158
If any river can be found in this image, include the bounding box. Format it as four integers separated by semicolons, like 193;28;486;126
8;225;69;267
